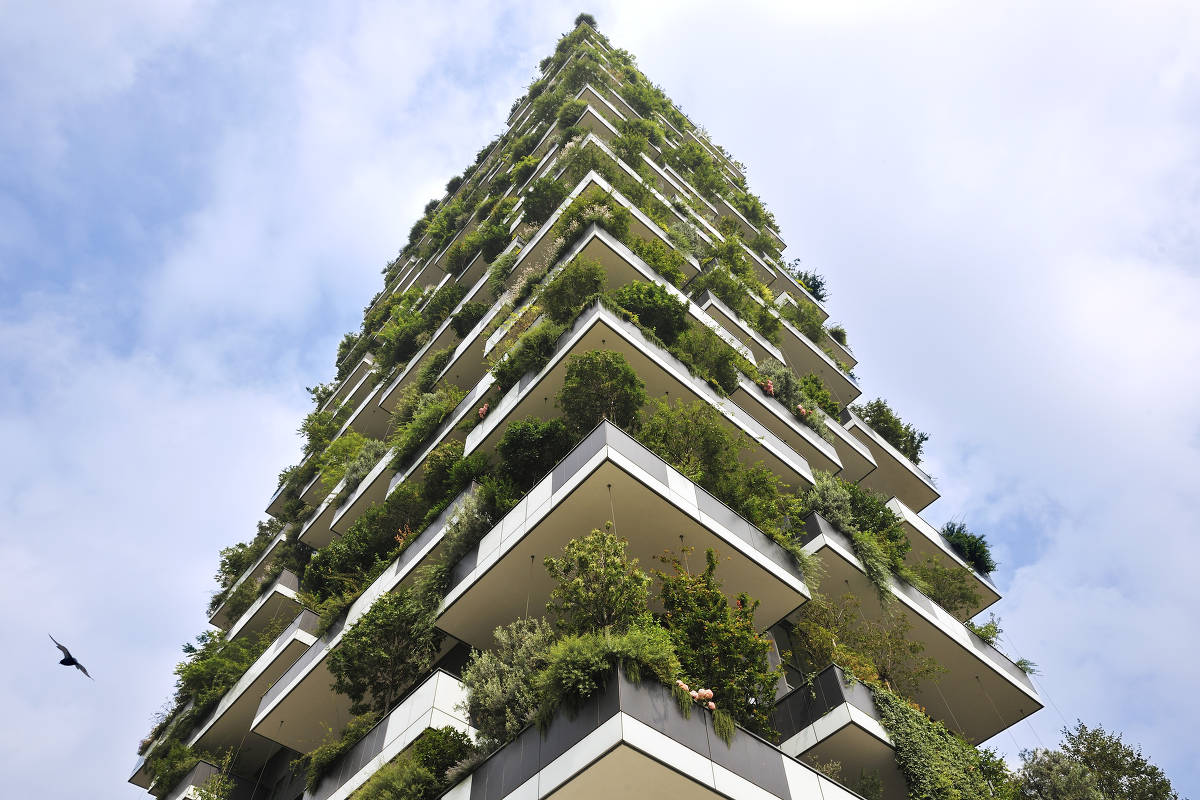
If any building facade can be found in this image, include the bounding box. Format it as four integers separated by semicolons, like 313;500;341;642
130;18;1040;800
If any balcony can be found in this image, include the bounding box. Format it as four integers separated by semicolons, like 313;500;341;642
162;760;253;800
774;316;860;410
320;354;377;414
306;670;472;800
333;381;392;442
694;289;786;367
464;301;814;492
842;407;938;512
774;286;830;324
376;271;492;414
208;527;290;630
800;513;1041;743
185;610;319;773
224;569;303;643
887;498;1000;615
773;665;904;800
253;496;475;752
727;375;847;479
442;667;862;800
443;421;810;649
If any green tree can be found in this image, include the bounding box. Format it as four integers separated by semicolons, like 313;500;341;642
328;587;442;715
910;556;981;620
656;548;782;738
544;527;650;634
941;521;997;574
497;417;574;491
1017;749;1103;800
541;257;605;324
852;397;929;465
460;617;558;748
556;350;645;435
1056;722;1179;800
613;280;688;345
523;177;568;226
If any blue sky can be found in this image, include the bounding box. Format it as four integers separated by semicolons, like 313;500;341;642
1;1;1197;797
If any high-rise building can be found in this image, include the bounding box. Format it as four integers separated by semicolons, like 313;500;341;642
129;17;1041;800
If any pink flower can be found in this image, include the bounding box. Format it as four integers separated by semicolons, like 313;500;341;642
677;680;689;691
796;404;809;417
478;402;490;419
702;689;714;700
690;690;699;700
706;701;716;711
762;379;775;396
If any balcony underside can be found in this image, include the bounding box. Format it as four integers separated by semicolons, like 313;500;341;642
802;515;1041;743
225;573;302;642
844;409;938;512
442;429;809;649
776;321;860;409
888;498;1000;615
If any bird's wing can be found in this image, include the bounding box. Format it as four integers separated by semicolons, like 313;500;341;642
74;662;93;680
48;634;70;658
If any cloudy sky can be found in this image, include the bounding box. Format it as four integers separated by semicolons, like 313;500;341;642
2;1;1197;797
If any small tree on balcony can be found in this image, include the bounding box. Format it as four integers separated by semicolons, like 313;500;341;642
543;526;650;635
329;587;442;715
557;350;645;435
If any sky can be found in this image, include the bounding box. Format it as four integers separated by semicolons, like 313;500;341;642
1;1;1197;797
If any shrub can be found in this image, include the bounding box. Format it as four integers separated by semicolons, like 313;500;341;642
787;261;828;302
492;321;565;393
656;548;781;738
910;556;981;620
301;481;427;603
333;439;390;506
612;281;688;345
791;593;942;698
941;521;997;574
556;350;646;435
510;154;540;187
388;385;466;470
779;297;825;343
497;417;574;492
316;431;371;494
852;397;929;465
451;302;489;338
304;711;380;790
544;527;651;635
461;617;558;748
541;257;605;323
627;236;687;286
967;613;1002;646
328;587;442;715
415;348;454;394
828;324;848;346
575;12;597;27
523;177;569;226
487;251;518;298
532;622;681;730
556;98;586;128
669;324;740;395
445;175;463;194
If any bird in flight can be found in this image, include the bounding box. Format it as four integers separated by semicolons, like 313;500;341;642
49;634;92;680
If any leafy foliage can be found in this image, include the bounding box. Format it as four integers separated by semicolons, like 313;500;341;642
786;261;828;302
656;548;781;738
1016;722;1180;800
910;556;981;620
556;350;646;435
460;617;558;748
497;417;574;492
941;521;997;574
304;711;381;790
523;177;569;226
872;684;1009;800
541;257;605;323
852;397;930;465
544;527;650;634
612;280;688;345
328;587;443;715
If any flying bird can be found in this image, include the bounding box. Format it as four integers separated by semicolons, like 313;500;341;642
49;634;92;680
